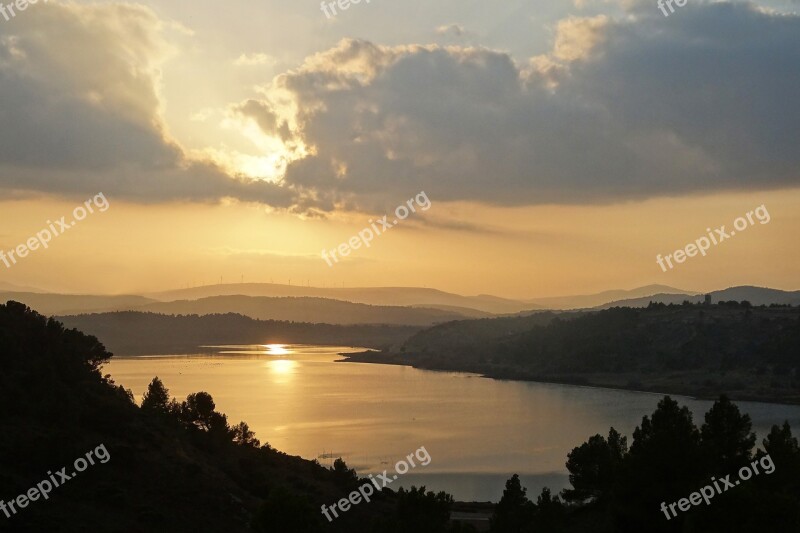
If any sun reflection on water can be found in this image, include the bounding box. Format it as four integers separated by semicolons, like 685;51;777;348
269;358;296;375
263;344;291;356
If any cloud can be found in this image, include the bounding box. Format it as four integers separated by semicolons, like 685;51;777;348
435;23;467;37
2;1;798;214
553;15;609;61
237;2;800;210
234;53;277;67
0;2;296;207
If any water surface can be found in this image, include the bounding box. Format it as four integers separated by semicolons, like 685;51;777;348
105;344;800;501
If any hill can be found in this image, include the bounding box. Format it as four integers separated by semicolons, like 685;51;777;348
135;295;485;326
56;312;420;356
595;286;800;310
347;302;800;403
526;284;696;310
0;291;158;315
146;283;535;315
0;301;468;532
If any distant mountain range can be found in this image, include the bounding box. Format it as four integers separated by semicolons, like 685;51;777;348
146;283;536;315
1;284;797;327
525;284;696;309
0;292;485;326
0;281;46;293
136;295;488;326
0;291;157;315
596;286;800;309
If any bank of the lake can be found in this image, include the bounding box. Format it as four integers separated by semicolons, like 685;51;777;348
341;350;800;405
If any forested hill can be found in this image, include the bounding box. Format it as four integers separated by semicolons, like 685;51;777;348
56;311;419;355
355;302;800;403
0;302;463;532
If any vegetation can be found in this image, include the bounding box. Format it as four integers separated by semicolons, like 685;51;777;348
6;299;800;531
490;396;800;532
57;311;420;355
355;302;800;403
0;301;471;532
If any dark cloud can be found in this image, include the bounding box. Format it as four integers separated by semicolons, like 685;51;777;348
248;3;800;210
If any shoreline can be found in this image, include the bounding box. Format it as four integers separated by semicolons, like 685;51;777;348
339;351;800;406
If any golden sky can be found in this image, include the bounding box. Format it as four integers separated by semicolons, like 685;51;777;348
0;0;798;297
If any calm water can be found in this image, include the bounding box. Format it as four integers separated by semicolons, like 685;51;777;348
105;344;800;502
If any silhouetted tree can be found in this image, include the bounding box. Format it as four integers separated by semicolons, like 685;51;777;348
618;396;703;532
761;421;800;490
564;427;627;502
700;395;756;472
330;457;358;488
529;487;566;531
394;486;453;533
141;377;171;414
231;421;260;447
181;391;217;430
490;474;535;532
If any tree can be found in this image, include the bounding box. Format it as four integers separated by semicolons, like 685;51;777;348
617;397;703;532
330;457;358;488
141;377;171;414
530;487;565;531
181;391;217;430
490;474;535;532
207;411;231;441
395;486;454;533
564;427;627;502
761;422;800;489
700;395;756;472
629;396;702;477
231;421;260;447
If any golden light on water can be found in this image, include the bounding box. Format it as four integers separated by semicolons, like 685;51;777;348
264;345;296;378
264;344;291;355
268;358;296;376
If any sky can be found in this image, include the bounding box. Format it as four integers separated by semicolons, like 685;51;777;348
0;0;798;297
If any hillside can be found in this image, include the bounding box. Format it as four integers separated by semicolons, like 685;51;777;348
56;312;420;356
0;301;472;532
347;302;800;403
525;284;695;309
0;292;158;315
135;296;483;326
146;283;535;315
595;286;800;310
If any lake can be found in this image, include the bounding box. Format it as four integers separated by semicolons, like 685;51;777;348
105;344;800;502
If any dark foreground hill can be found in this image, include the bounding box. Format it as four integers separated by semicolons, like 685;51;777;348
347;302;800;403
0;302;470;532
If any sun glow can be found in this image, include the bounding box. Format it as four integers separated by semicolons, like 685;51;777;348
264;344;291;355
268;358;296;375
